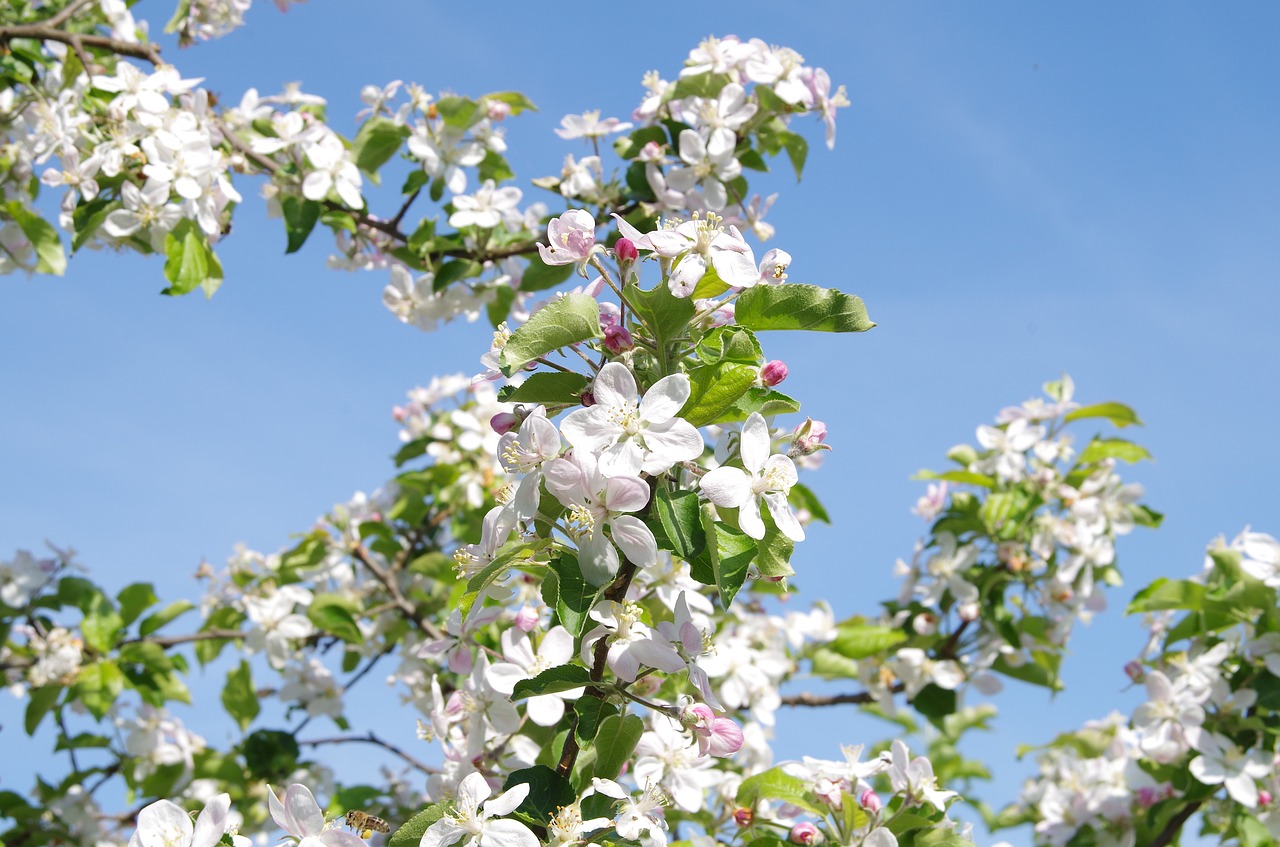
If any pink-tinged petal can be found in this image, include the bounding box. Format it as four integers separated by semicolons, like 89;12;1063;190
560;407;617;453
639;374;691;423
480;820;539;847
458;772;494;808
688;664;724;711
136;800;194;847
191;795;230;847
593;362;639;409
420;820;467;847
630;639;687;674
700;467;751;508
524;412;561;457
669;253;708;298
543;457;587;503
268;786;290;833
711;248;760;289
610;515;658;568
738;494;766;540
580;532;620;586
647;229;692;257
483;782;531;818
739;413;771;473
603;476;650;514
285;784;325;836
318;831;368;847
640;419;704;473
609;642;641;681
611;214;653;250
706;718;744;757
526;692;571;726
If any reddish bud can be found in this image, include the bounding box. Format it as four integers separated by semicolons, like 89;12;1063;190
789;823;822;846
581;390;596;407
1124;661;1145;683
615;237;639;263
490;412;520;435
760;359;789;386
603;324;635;354
733;808;754;828
514;606;539;632
859;789;882;814
1261;790;1274;807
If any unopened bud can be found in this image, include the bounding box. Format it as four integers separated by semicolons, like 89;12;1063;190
913;613;938;636
614;237;639;263
486;100;511;121
733;808;753;828
957;602;981;623
1124;661;1145;684
1260;790;1274;807
603;324;634;354
490;412;520;435
859;789;882;814
760;360;789;387
1136;786;1159;808
514;606;539;632
581;390;596;407
790;418;829;456
789;823;822;846
392;405;408;422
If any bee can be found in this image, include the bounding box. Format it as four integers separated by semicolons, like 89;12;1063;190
344;811;391;839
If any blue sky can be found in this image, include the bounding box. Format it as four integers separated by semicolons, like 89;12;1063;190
3;3;1279;844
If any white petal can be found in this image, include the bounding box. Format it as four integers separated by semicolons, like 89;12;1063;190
482;783;530;818
610;515;658;567
593;363;639;409
191;795;230;847
641;419;704;473
457;772;494;808
739;413;770;473
764;492;805;542
700;467;751;508
285;784;325;836
525;693;568;727
479;820;538;847
639;374;691;423
738;494;766;540
668;253;707;297
603;476;650;514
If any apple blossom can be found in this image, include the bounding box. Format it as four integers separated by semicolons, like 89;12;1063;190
701;412;804;541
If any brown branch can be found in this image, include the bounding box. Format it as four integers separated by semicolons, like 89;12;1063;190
299;732;438;774
350;543;444;640
0;25;162;65
118;628;244;648
1149;799;1202;847
780;682;905;707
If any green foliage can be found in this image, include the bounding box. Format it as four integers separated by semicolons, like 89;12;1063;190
162;220;223;297
511;664;593;700
221;660;260;730
352;117;411;180
735;283;875;333
591;714;643;781
4;201;65;275
499;294;602;375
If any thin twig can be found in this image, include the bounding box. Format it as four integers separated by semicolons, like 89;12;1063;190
779;683;905;707
40;0;97;28
299;732;439;774
350;543;444;640
0;25;163;64
118;629;244;648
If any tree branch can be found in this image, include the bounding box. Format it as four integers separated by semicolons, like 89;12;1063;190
1149;800;1201;847
349;543;444;640
780;683;905;707
299;732;438;774
118;628;244;648
0;25;163;65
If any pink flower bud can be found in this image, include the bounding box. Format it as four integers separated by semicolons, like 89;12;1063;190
1136;786;1159;808
733;808;753;827
859;789;882;813
683;703;745;758
760;360;788;387
790;418;829;456
392;405;408;422
513;606;539;632
486;100;511;121
581;390;596;407
1124;661;1145;683
789;823;822;846
1261;790;1274;807
490;412;520;435
614;237;639;263
603;324;634;354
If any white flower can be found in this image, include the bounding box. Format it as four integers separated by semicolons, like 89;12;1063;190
555;110;633;140
484;626;582;726
269;784;365;847
700;412;803;541
888;740;957;812
974;418;1046;482
643;212;757;297
420;772;538;847
1189;731;1272;807
302;133;363;209
580;601;685;682
1233;528;1280;587
0;550;47;608
129;794;234;847
449;179;522;229
1132;670;1204;763
665;129;741;212
497;406;563;520
560;363;704;476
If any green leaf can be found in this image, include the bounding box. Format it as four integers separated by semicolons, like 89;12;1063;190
696;326;763;366
162;219;220;296
81;591;124;653
1064;402;1143;428
222;660;260;731
753;508;795;579
24;684;61;735
499;294;602;375
910;683;958;721
735;284;876;333
809;647;860;679
388;806;446;847
498;372;590;406
736;767;825;815
912;469;996;489
74;660;124;719
911;829;970;847
780;131;808;180
614;126;668;159
653;489;705;560
71;198;117;253
1078;437;1151;464
139;600;196;636
502;766;574;821
434;258;484;290
547;552;598;637
321;210;357;232
352;117;411;180
1127;578;1206;614
281;196;321;253
592;714;643;781
788;482;830;524
195;606;246;665
628;281;696;356
574;697;619;744
690;512;756;607
680;362;758;427
242;729;301;782
5;202;65;275
511;664;592;700
117;583;158;627
1131;504;1164;528
308;593;365;644
670;73;731;100
520;253;576;292
720;387;802;424
55;732;112;751
829;622;907;659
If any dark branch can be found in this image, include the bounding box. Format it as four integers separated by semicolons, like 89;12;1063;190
299;732;438;774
